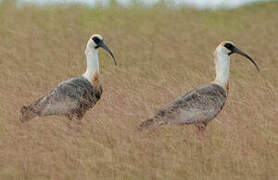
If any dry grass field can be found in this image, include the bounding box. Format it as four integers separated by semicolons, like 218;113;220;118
0;1;278;179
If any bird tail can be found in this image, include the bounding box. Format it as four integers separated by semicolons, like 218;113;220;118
138;116;164;131
19;97;44;123
19;105;38;122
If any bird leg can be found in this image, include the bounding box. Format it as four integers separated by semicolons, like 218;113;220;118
74;111;85;134
195;122;207;135
76;117;83;134
65;110;85;134
65;114;74;130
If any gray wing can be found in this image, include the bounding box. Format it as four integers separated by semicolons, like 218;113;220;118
151;83;227;125
37;77;100;116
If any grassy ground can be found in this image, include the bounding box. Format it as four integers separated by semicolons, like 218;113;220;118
0;1;278;179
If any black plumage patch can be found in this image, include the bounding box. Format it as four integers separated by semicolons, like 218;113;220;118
224;43;234;51
92;36;101;45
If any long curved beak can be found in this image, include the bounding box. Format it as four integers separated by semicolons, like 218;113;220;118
233;47;260;72
98;41;117;65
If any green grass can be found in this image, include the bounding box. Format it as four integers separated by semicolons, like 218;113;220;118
0;1;278;179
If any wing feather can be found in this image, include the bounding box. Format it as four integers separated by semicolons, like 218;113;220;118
152;83;227;125
38;77;99;116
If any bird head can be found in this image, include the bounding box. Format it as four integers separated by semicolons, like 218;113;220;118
86;34;117;65
216;41;260;71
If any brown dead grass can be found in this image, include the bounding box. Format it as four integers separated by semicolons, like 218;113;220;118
0;1;278;179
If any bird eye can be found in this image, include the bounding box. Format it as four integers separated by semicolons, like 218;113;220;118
92;37;101;44
224;43;234;50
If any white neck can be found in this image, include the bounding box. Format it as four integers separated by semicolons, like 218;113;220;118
213;49;230;87
82;49;100;84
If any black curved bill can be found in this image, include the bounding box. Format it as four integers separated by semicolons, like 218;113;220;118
98;41;117;65
233;47;260;72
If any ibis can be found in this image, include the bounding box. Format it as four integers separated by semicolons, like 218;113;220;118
139;41;259;131
20;34;116;122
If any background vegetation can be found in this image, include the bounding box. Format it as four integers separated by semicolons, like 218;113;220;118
0;0;277;179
